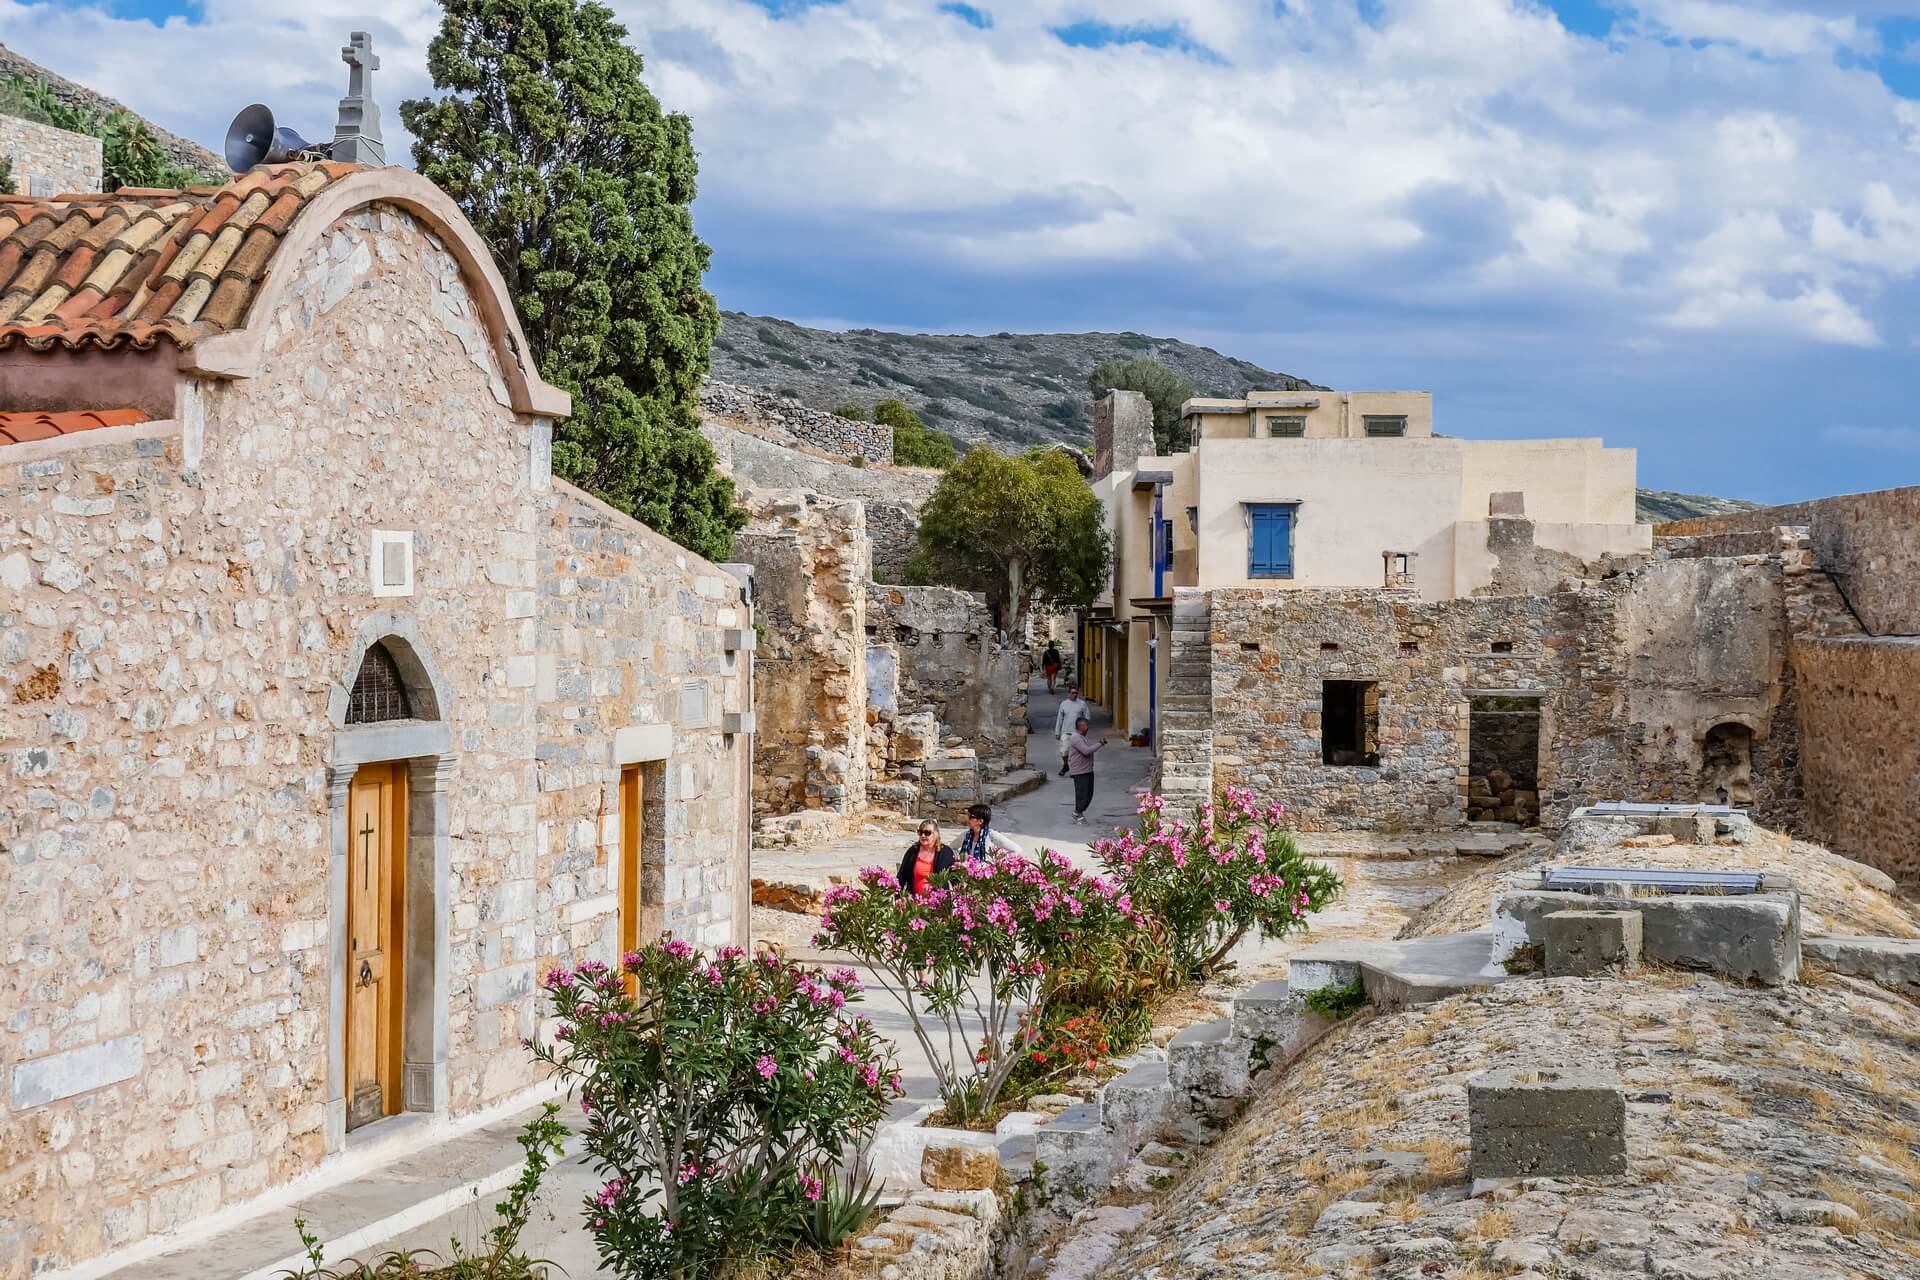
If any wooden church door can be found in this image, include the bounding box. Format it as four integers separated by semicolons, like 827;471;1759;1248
346;762;406;1129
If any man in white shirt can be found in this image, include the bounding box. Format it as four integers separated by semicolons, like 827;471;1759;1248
1053;683;1090;778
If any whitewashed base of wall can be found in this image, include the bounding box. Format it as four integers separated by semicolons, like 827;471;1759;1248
852;977;1341;1279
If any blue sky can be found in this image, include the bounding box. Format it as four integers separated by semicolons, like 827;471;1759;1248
5;0;1920;502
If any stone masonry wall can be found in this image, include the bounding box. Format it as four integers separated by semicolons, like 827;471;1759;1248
1655;485;1920;635
700;380;893;463
0;204;750;1274
867;584;1026;771
1196;553;1796;831
700;422;938;580
536;482;752;953
734;494;869;824
1791;636;1920;883
0;114;101;196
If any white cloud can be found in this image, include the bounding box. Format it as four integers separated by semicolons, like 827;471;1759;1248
4;0;1919;351
1820;425;1920;452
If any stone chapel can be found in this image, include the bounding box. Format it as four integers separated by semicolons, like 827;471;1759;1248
0;161;754;1272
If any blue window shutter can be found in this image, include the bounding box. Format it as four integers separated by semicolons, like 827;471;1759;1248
1247;504;1295;578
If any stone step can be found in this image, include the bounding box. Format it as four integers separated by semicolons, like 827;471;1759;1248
1032;1103;1119;1203
1801;935;1920;991
1100;1061;1172;1153
1166;1017;1251;1112
1230;979;1296;1041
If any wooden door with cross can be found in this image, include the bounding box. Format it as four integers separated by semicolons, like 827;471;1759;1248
345;762;405;1129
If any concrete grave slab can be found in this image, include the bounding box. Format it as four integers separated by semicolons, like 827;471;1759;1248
1469;1066;1626;1180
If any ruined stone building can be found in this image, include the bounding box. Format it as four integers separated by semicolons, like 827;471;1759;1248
1088;386;1649;746
732;490;1028;846
0;163;754;1272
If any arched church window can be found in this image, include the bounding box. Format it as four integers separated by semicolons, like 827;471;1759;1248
347;642;416;724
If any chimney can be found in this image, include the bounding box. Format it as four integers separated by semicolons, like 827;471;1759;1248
333;31;385;165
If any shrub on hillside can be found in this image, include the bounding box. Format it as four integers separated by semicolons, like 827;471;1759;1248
534;942;900;1279
876;398;958;469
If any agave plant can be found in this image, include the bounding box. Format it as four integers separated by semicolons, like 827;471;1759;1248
793;1163;885;1252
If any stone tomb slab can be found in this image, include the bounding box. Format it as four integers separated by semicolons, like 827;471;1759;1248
1544;909;1642;977
1468;1066;1626;1180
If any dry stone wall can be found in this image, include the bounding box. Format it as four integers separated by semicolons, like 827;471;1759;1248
0;115;100;196
0;204;750;1274
700;380;893;462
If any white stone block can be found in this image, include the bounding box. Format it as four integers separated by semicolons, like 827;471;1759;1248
10;1035;144;1109
158;926;198;968
280;919;328;953
506;656;536;688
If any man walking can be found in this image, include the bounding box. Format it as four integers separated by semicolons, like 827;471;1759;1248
1053;683;1090;778
1041;641;1062;694
957;803;1021;862
1068;714;1108;825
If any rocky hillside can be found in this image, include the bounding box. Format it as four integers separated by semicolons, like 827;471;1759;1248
709;311;1319;451
710;312;1755;520
1636;488;1764;524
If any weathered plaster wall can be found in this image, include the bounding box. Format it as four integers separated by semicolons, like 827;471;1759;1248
1656;485;1920;636
0;114;101;197
0;205;750;1274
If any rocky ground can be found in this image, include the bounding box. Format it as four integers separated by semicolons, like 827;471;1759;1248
1096;967;1920;1279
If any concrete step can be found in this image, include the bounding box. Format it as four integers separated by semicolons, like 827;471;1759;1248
1801;935;1920;992
1032;1104;1119;1203
1166;1017;1251;1109
1288;931;1513;1009
985;767;1045;806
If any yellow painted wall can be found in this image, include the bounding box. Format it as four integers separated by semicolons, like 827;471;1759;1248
1189;390;1434;442
1457;437;1637;525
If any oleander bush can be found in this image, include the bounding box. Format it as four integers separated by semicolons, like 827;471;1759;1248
534;942;901;1279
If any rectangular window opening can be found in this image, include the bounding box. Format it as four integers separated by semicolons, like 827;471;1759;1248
1267;414;1306;438
1320;642;1340;652
1241;641;1260;652
1469;695;1543;828
1363;415;1408;438
1322;680;1380;767
1400;641;1419;654
1490;640;1514;654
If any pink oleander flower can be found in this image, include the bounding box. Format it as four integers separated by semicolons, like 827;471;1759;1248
677;1161;701;1185
702;964;723;986
594;1177;625;1207
719;944;745;961
664;939;693;959
620;950;643;970
861;1062;880;1087
800;1173;824;1202
1215;899;1232;913
756;1053;778;1079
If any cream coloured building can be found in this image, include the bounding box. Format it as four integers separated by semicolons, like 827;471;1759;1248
1084;389;1650;743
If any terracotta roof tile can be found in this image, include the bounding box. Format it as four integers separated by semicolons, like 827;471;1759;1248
0;164;362;353
0;407;148;445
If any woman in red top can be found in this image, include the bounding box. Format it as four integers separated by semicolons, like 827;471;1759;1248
896;820;955;896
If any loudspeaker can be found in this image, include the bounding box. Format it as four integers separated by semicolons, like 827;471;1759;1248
223;104;323;172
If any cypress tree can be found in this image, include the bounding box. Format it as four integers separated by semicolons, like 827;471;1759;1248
401;0;744;561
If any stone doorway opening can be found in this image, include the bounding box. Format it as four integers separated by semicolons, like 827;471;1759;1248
1322;680;1380;767
1699;722;1755;806
327;621;457;1151
1469;695;1541;826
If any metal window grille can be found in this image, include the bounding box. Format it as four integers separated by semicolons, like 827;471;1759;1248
1363;415;1407;437
1267;415;1306;437
347;643;415;724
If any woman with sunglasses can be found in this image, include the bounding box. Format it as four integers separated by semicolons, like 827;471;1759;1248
896;819;955;897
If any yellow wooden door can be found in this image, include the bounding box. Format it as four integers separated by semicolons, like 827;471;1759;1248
619;765;642;992
346;762;405;1130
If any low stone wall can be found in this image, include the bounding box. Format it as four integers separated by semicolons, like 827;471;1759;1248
0;113;101;196
700;380;893;462
1656;484;1920;636
1791;635;1920;883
